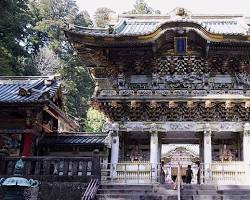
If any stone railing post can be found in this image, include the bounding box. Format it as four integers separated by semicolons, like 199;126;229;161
92;149;101;180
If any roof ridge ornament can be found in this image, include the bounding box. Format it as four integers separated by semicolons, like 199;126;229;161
170;7;191;20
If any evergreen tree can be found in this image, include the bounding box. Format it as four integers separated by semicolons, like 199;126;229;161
0;0;38;75
132;0;153;14
124;0;160;14
84;108;105;132
30;0;94;130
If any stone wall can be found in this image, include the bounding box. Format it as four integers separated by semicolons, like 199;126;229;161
37;182;87;200
0;182;87;200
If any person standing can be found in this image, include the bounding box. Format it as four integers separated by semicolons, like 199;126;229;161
160;161;165;184
186;165;193;184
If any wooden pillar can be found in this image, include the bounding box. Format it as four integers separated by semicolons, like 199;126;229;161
0;152;7;174
22;133;32;156
92;149;101;180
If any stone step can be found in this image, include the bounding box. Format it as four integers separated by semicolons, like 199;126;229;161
100;184;153;190
97;188;152;194
153;187;178;196
197;190;219;195
222;195;250;200
182;184;217;190
181;189;197;195
181;189;219;195
218;190;250;195
96;184;178;200
96;194;177;200
95;194;145;200
218;185;250;190
181;195;222;200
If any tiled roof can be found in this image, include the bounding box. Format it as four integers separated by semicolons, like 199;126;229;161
0;76;60;103
199;20;249;35
112;18;249;36
67;13;250;37
114;20;160;35
40;133;110;146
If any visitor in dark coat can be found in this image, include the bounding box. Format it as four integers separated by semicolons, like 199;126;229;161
186;165;193;184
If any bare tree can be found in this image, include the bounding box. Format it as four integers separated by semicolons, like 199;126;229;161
33;46;62;75
94;7;114;28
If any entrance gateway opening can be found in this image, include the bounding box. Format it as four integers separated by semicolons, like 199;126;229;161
65;7;250;186
101;122;247;185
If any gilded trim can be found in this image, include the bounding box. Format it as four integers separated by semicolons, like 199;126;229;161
137;28;162;40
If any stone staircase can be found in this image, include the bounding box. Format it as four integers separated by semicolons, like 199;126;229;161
181;184;250;200
95;184;178;200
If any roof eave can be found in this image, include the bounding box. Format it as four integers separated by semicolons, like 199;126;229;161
65;21;250;47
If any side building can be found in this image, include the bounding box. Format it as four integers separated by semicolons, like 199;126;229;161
0;76;110;200
0;76;78;157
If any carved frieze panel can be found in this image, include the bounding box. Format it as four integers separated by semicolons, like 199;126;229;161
215;122;243;132
98;89;246;98
227;90;244;95
137;90;153;96
119;90;134;96
165;122;196;131
124;122;145;132
172;90;189;96
155;90;172;96
191;90;207;96
209;90;226;95
99;90;117;96
117;122;244;132
97;101;250;122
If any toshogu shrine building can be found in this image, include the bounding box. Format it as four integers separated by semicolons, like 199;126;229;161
65;7;250;184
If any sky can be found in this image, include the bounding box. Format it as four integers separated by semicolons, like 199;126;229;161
76;0;250;19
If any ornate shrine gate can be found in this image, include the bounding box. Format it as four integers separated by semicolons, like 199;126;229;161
65;8;250;185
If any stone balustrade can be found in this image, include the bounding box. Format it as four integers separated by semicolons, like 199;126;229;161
100;162;161;184
0;155;101;182
201;161;247;185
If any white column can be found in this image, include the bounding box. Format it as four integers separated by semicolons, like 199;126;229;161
111;133;119;177
110;123;120;178
243;123;250;184
150;131;159;179
203;123;212;183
